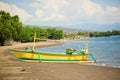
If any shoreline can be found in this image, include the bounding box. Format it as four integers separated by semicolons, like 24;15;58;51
0;41;120;80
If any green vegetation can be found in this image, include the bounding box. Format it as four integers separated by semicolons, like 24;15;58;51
47;28;64;40
0;11;22;46
20;26;64;42
89;30;120;37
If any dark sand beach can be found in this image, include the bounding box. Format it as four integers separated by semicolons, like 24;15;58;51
0;41;120;80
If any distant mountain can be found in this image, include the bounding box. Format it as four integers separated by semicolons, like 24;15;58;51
24;25;88;33
24;23;120;33
64;23;120;31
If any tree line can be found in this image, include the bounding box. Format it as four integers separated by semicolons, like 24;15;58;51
89;30;120;37
66;30;120;39
20;26;64;42
0;11;64;46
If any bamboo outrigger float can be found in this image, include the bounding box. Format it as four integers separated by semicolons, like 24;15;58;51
9;33;96;63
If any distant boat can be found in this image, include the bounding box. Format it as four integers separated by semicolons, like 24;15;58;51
9;33;96;63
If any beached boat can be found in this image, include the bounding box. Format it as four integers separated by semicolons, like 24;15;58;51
9;33;96;63
9;48;96;63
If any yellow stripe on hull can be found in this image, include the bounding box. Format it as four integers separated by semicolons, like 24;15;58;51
40;54;88;61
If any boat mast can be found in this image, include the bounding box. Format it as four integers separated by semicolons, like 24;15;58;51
32;32;36;51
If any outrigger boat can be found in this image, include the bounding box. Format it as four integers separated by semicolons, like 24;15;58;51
9;33;96;63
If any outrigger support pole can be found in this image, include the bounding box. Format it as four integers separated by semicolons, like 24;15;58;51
89;54;97;62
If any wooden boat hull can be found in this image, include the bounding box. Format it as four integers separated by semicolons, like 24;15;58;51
9;49;93;63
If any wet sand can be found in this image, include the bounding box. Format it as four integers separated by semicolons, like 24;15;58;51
0;41;120;80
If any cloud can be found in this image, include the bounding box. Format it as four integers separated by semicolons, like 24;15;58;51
1;0;119;26
0;2;32;23
30;0;120;25
105;6;120;23
31;0;67;23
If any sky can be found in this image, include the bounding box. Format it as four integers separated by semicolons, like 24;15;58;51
0;0;120;29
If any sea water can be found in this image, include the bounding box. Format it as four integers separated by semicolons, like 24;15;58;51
36;36;120;68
